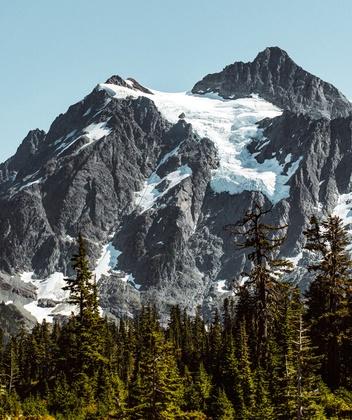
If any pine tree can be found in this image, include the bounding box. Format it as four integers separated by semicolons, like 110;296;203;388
222;298;236;342
117;318;135;383
192;306;207;371
225;201;293;366
304;214;352;389
192;363;212;414
252;368;275;419
209;309;223;382
48;372;79;417
275;286;323;419
1;337;19;394
211;387;236;419
237;321;255;418
62;233;106;375
63;233;100;325
95;367;127;419
168;305;182;351
129;329;184;419
219;334;244;415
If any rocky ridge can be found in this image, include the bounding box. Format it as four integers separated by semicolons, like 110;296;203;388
1;47;352;326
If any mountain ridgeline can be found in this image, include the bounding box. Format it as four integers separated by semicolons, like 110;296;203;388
0;47;352;324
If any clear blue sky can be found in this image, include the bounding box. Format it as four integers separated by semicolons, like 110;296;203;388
1;0;351;162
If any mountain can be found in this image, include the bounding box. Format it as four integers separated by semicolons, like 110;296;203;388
1;46;352;326
192;46;352;119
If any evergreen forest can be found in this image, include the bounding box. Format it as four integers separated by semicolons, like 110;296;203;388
0;205;352;419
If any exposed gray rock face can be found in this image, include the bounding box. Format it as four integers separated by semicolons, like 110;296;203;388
37;298;59;308
0;87;197;277
0;302;36;343
104;75;153;95
1;47;352;323
192;47;352;119
0;272;36;304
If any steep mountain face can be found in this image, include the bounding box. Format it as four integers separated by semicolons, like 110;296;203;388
192;47;352;119
1;47;352;324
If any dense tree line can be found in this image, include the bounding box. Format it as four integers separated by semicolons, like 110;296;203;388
0;207;351;419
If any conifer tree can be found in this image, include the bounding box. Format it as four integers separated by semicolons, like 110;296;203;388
168;305;182;351
192;306;207;372
63;233;100;325
1;338;19;394
209;309;223;381
211;387;236;420
252;368;275;419
219;333;243;415
274;285;323;419
225;201;293;366
222;298;236;341
95;367;127;418
129;329;184;419
304;214;352;389
117;318;135;382
237;321;255;418
192;362;212;414
63;234;106;376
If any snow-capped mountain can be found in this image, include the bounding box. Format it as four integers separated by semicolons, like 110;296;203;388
1;47;352;325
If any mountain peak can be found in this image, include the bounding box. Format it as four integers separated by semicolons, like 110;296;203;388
192;47;352;119
105;75;129;86
256;46;289;57
103;75;153;95
253;46;292;65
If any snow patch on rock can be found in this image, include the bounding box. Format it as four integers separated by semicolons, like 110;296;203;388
95;242;141;290
135;165;192;212
22;272;74;323
56;122;111;156
216;279;228;293
286;252;303;267
333;193;352;226
100;81;301;204
333;192;352;249
77;122;112;152
95;242;121;281
21;271;35;283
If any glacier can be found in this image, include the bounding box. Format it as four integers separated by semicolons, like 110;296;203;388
100;82;302;204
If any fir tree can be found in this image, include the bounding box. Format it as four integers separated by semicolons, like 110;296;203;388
270;285;323;419
219;334;243;415
129;331;184;419
252;368;275;420
225;201;293;366
63;233;100;325
1;337;19;394
192;363;212;414
211;387;236;420
304;214;352;389
63;233;105;375
237;321;255;418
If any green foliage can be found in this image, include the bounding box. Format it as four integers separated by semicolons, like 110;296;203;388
129;326;185;419
0;389;21;418
21;394;49;417
225;202;293;366
211;387;236;419
0;218;350;419
304;214;352;389
63;234;107;377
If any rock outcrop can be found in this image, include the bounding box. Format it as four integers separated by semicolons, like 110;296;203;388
192;47;352;119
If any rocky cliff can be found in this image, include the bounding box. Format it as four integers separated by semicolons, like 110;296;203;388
1;47;352;325
192;47;352;119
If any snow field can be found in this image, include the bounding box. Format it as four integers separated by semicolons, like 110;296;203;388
100;82;302;204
